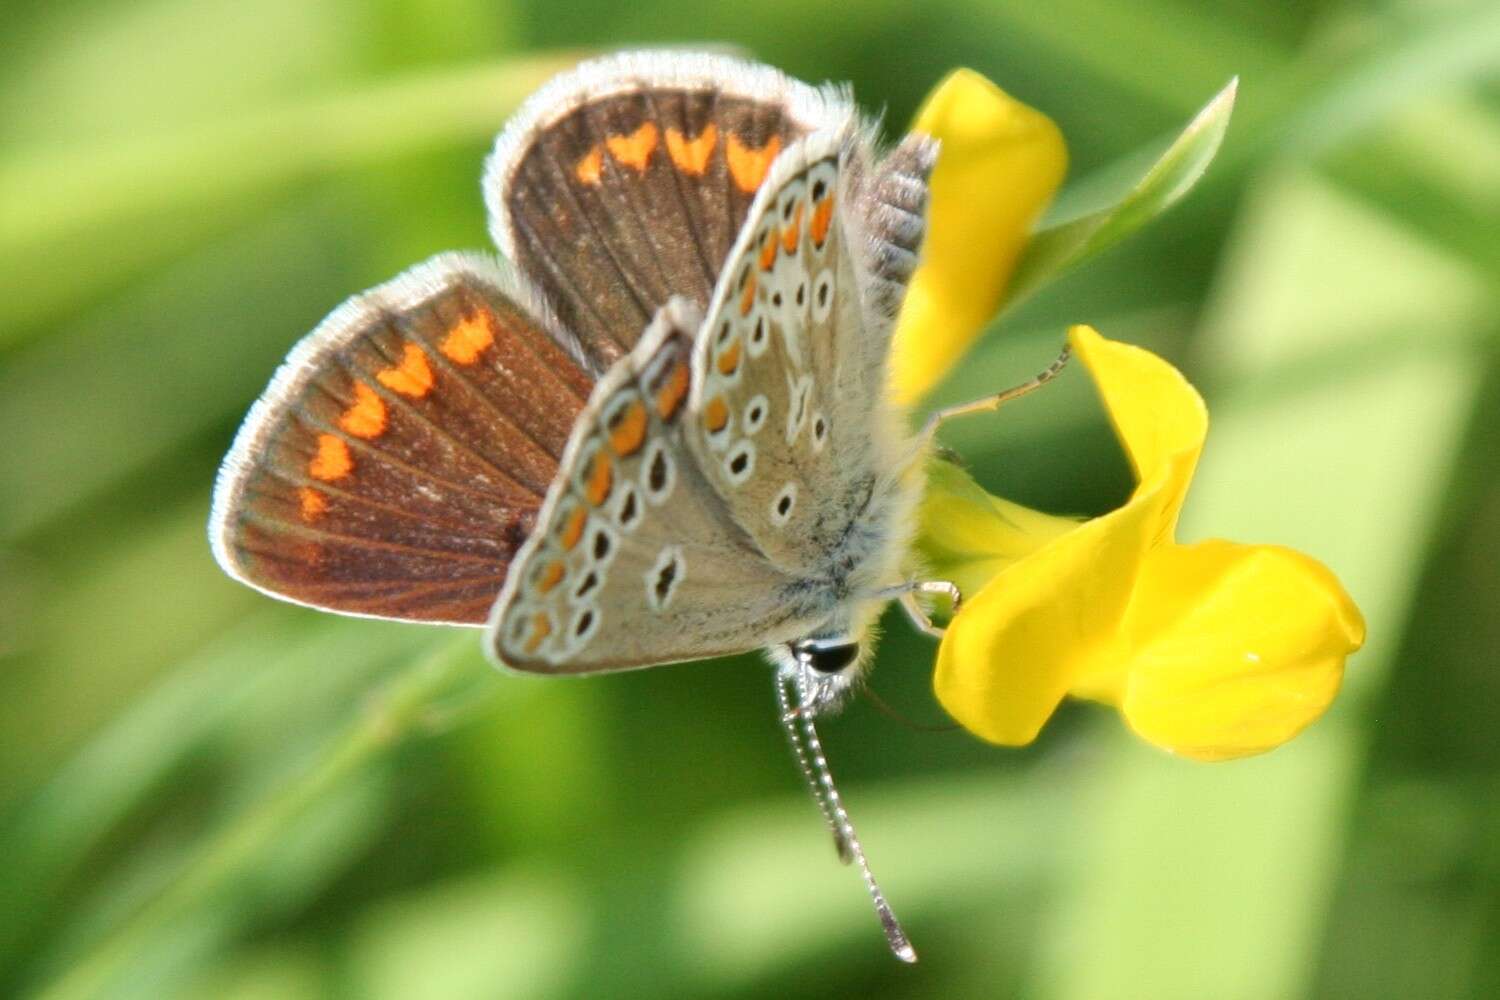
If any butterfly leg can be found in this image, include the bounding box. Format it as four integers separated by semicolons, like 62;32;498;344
896;580;961;638
918;342;1071;447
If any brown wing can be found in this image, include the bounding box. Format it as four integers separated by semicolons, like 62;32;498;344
209;253;592;625
483;51;855;372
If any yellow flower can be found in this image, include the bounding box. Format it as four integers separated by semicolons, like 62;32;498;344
890;69;1067;405
900;72;1365;760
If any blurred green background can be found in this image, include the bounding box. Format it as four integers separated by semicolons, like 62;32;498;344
3;0;1498;997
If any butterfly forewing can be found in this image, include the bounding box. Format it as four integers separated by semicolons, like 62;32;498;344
211;253;592;625
484;52;856;372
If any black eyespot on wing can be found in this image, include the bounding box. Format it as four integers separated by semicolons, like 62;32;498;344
575;609;594;636
648;451;668;492
729;452;748;475
574;571;599;599
654;557;678;602
620;490;639;526
776;494;792;516
812;179;827;200
593;530;611;560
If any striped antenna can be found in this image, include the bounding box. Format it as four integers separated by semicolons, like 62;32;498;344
776;671;916;963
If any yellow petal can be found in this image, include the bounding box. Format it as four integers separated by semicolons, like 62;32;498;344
932;494;1153;745
1107;540;1366;761
917;458;1078;600
890;69;1068;405
931;326;1212;745
1067;325;1204;525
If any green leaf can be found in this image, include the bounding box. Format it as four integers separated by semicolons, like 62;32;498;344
1004;77;1238;308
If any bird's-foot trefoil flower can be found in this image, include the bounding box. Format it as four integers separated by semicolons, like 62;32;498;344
897;70;1364;760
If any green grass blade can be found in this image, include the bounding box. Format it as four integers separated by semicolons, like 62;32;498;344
29;636;484;1000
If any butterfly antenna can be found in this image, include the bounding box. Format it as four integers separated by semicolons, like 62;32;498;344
775;673;918;963
777;675;853;864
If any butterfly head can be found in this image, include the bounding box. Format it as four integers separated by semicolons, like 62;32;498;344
771;630;871;716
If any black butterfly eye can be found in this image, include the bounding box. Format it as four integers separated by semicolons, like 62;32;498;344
794;640;860;674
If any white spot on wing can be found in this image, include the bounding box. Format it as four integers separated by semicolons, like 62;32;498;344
645;546;685;611
811;412;829;453
567;605;601;650
747;311;772;358
641;439;676;504
770;482;797;526
570;568;602;605
785;374;812;444
725;441;756;486
612;480;643;532
587;521;617;566
743;394;769;435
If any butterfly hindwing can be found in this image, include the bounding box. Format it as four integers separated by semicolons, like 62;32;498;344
488;300;815;673
682;127;937;576
484;52;856;372
210;253;593;625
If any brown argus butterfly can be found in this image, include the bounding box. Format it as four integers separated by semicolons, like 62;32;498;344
211;51;954;961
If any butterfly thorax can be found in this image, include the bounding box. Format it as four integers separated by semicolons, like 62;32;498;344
768;404;928;714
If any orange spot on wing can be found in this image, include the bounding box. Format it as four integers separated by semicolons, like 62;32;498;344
575;145;604;185
377;343;434;398
309;434;353;481
585;448;613;506
716;339;742;376
739;270;758;316
440;312;495;365
811;195;835;246
781;203;803;253
608;399;648;456
338;382;387;439
704;396;729;433
758;229;778;270
606;122;659;172
665;123;717;175
524;612;552;653
537;560;565;594
298;487;329;521
560;506;588;550
726;134;781;193
655;360;689;421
